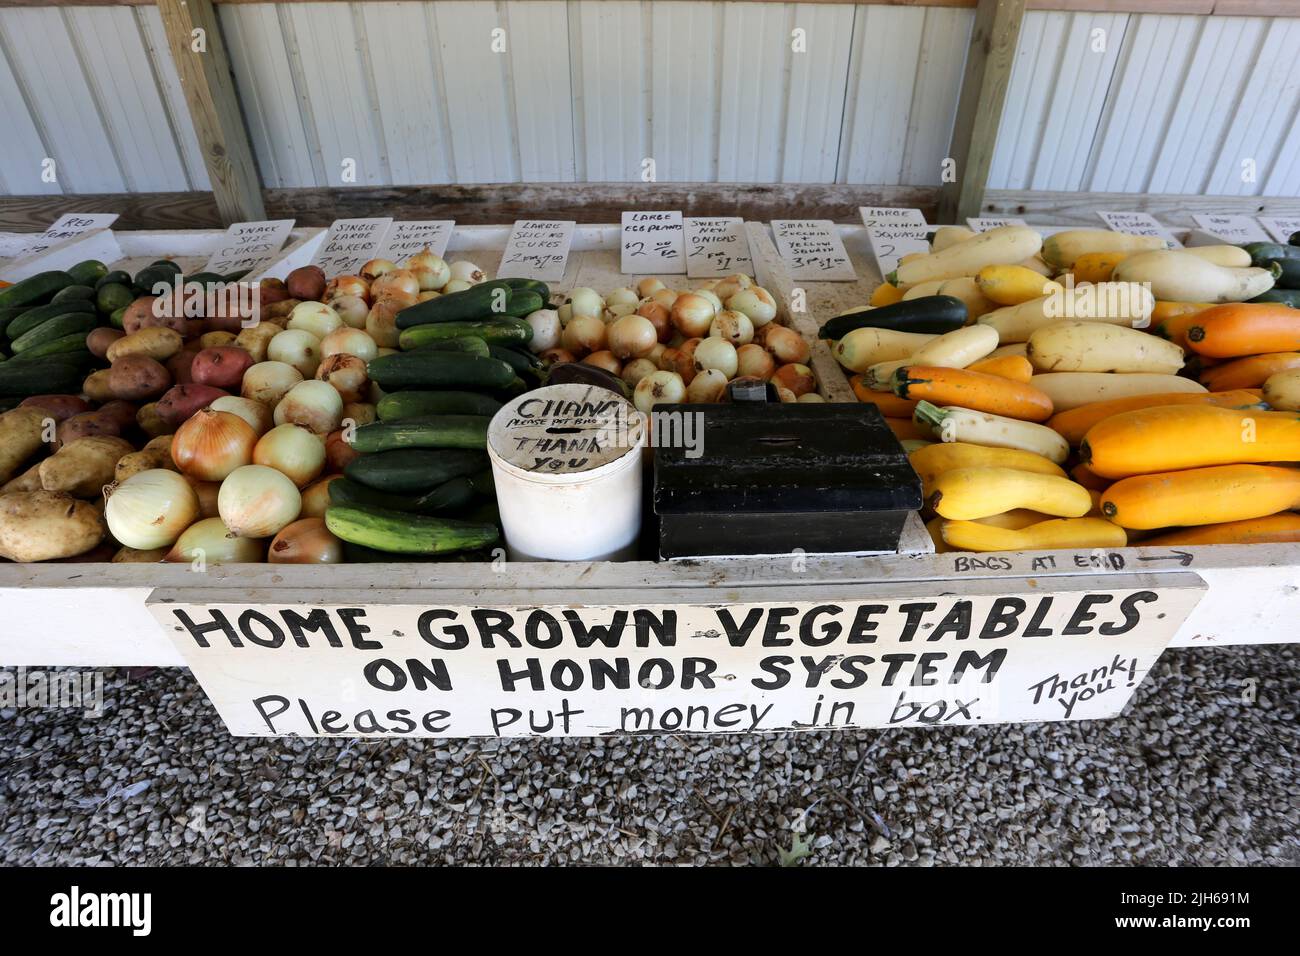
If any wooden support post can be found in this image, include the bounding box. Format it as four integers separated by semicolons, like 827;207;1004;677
937;0;1026;225
156;0;264;224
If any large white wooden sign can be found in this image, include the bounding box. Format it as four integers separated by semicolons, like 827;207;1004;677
149;575;1203;738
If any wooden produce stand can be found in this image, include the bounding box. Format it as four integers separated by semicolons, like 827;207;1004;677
0;222;1295;739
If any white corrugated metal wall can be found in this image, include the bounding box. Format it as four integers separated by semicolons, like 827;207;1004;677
0;3;1297;198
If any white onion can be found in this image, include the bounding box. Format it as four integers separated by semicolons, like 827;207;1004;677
218;464;301;538
692;337;738;379
371;269;420;300
441;279;473;294
557;303;573;325
365;298;404;349
268;329;322;377
448;261;486;284
606;287;639;309
360;258;397;281
710;309;754;345
320;326;378;361
634;371;686;414
274;379;343;434
694;288;723;312
105;469;199;550
524;309;561;354
254;423;326;488
636;278;665;298
329;294;369;329
714;274;752;301
406;249;451;291
171;408;258;481
315;353;370;403
210;396;273;436
726;287;777;326
604;303;636;320
621;358;658;387
165;517;266;564
736;343;776;380
607;314;658;359
670;292;716;337
287;301;343;339
686;368;728;403
568;287;604;318
325;275;369;302
242;361;303;406
650;288;679;311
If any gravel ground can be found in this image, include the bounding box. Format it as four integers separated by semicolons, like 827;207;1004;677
0;643;1295;866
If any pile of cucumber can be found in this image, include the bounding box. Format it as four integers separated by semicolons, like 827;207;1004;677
324;278;550;560
1245;238;1300;307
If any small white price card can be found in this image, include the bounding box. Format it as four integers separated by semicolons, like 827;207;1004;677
866;226;930;278
684;217;753;278
1258;218;1300;244
24;213;120;257
311;218;393;275
621;211;686;274
377;220;454;262
497;220;575;282
860;207;927;229
967;217;1027;232
770;220;857;282
1191;214;1269;244
1096;211;1179;246
203;219;295;275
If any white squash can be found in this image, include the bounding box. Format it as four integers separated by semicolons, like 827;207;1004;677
1182;245;1253;268
931;226;976;252
832;327;936;372
1026;321;1185;374
977;282;1155;342
891;226;1043;287
1030;372;1206;412
1112;250;1278;303
911;324;1000;369
1040;230;1168;270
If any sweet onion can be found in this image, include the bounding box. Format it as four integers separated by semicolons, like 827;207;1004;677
165;517;265;564
105;469;199;550
171;408;258;481
218;465;301;538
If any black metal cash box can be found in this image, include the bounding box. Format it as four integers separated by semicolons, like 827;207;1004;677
652;401;922;559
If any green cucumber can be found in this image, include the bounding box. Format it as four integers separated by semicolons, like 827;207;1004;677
376;390;503;421
1242;242;1300;267
51;284;96;304
110;306;128;329
134;262;181;295
399;318;533;350
489;345;543;380
96;283;135;315
395;280;550;329
409;335;491;358
0;360;84;396
5;300;94;342
95;270;132;291
1249;288;1300;307
67;260;109;286
344;448;489;494
325;505;499;555
351;415;491;453
10;312;96;353
367;351;516;390
330;475;480;516
0;307;26;338
0;271;74;310
468;468;494;496
8;336;93;362
1264;257;1300;289
818;295;967;339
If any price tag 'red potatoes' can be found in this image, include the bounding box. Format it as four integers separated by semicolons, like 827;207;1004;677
866;226;930;279
621;211;686;275
770;220;857;282
684;217;754;278
311;218;393;276
1097;211;1180;247
204;219;295;275
377;220;455;262
1192;214;1269;244
497;220;575;282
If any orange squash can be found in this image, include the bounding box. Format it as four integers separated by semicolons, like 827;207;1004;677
893;365;1054;422
1185;303;1300;358
849;375;917;417
1101;464;1300;529
1141;512;1300;546
1046;389;1263;446
1200;352;1300;391
966;353;1034;383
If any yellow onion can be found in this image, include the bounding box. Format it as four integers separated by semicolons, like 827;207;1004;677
406;248;451;291
417;291;440;303
268;517;343;564
686;368;728;403
365;298;403;349
692;337;738;378
736;343;776;380
650;288;679;311
242;361;303;406
605;303;636;320
710;309;754;345
567;287;603;318
287;301;343;339
275;380;343;434
360;258;397;281
218;464;301;538
185;476;222;517
671;292;716;337
315;353;370;403
726;287;777;326
714;274;752;301
634;370;686;414
757;323;810;364
267;329;322;377
105;469;199;550
449;260;485;284
561;314;606;355
607;314;658;359
209;396;273;436
694;288;723;312
325;275;369;302
621;358;658;387
320;326;378;361
371;268;420;301
172;408;258;482
636;277;665;298
636;300;672;342
165;517;266;564
341;402;377;426
582;350;622;375
300;476;339;518
330;294;369;328
254;423;326;488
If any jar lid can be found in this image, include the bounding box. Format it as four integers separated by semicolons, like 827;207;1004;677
487;384;642;482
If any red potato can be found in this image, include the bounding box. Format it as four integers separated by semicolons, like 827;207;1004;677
20;395;92;422
56;411;122;448
86;327;125;359
98;401;140;430
191;346;255;389
167;348;198;386
184;319;207;340
258;278;291;310
108;355;171;401
123;296;186;335
155;384;228;427
286;265;327;303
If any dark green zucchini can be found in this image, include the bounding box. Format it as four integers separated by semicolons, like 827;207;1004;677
1264;257;1300;289
408;335;491;358
343;448;489;494
367;351;516;390
489;345;543;380
1242;242;1300;267
399;318;532;351
818;295;968;339
331;474;481;516
0;271;74;310
5;300;94;342
1249;288;1300;307
325;504;499;555
376;390;503;421
351;415;490;453
0;359;84;396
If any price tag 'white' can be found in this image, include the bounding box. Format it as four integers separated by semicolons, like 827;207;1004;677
1258;218;1300;244
860;207;927;230
770;220;857;282
866;226;930;279
377;221;454;263
311;218;393;276
620;211;686;275
684;218;753;278
966;217;1027;232
1191;214;1269;244
497;220;575;282
203;219;295;275
1096;211;1180;247
23;213;120;257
